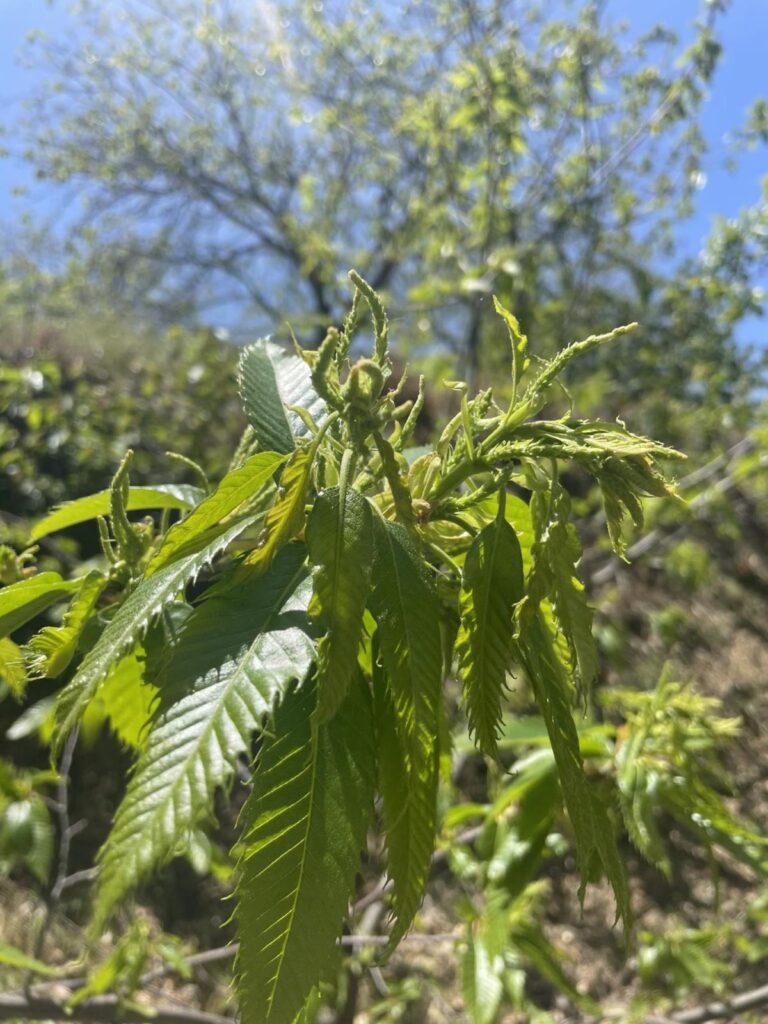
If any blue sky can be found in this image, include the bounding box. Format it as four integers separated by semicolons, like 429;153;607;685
1;0;767;336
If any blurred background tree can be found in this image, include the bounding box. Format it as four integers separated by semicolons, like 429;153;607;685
7;0;766;453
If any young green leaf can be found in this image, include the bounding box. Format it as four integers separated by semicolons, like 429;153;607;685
515;610;630;930
456;508;525;757
0;638;27;699
238;342;297;454
546;521;598;699
528;488;598;699
493;296;530;400
242;449;314;572
373;433;416;527
25;571;107;679
0;573;81;640
461;922;505;1024
306;484;373;719
511;922;598;1014
93;649;158;750
0;795;53;882
517;322;638;422
0;940;62;977
92;543;314;929
617;762;672;877
29;485;204;541
369;516;442;945
373;660;439;952
68;920;151;1009
52;515;258;756
234;676;375;1024
146;451;285;574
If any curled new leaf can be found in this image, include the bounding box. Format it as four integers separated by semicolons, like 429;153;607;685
25;571;107;679
242;449;314;573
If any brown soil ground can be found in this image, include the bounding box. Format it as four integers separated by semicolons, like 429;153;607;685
2;509;767;1024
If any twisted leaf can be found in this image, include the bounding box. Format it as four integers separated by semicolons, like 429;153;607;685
25;571;107;679
242;449;314;572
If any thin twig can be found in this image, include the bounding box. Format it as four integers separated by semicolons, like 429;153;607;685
669;980;768;1023
59;867;100;892
38;933;463;994
30;727;80;969
0;994;233;1024
351;875;391;915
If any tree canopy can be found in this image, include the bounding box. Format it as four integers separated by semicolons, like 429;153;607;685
11;0;766;450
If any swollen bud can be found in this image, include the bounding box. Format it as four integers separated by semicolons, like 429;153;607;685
343;358;385;411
